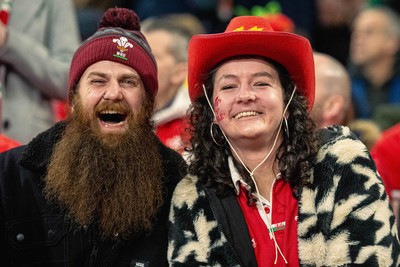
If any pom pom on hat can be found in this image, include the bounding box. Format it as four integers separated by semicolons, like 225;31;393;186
99;7;141;31
68;7;157;102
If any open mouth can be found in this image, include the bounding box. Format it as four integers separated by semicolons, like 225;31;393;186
98;111;128;124
234;111;262;120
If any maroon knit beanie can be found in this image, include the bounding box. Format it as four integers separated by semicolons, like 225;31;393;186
68;7;158;102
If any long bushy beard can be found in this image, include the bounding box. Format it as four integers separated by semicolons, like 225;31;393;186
44;96;164;239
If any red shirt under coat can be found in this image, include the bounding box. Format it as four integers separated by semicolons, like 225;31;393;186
236;178;299;266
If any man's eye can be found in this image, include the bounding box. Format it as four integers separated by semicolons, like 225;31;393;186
122;80;139;87
254;82;269;87
91;79;106;85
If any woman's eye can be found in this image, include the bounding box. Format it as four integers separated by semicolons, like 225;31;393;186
254;82;269;87
221;84;236;90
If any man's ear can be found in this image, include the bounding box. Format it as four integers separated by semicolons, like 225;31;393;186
323;95;344;121
171;62;188;86
69;93;77;113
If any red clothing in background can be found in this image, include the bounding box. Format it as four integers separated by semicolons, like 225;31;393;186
156;117;189;154
371;123;400;199
0;134;20;152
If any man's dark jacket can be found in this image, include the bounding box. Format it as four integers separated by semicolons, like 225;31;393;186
0;122;187;266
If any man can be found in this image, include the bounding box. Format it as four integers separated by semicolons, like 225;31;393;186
310;52;351;128
142;16;194;153
349;6;400;129
0;7;186;266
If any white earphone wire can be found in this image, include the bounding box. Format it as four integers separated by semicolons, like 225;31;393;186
202;84;297;264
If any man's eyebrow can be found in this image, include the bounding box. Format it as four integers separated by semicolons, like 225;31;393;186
85;71;141;80
87;71;108;78
119;73;141;79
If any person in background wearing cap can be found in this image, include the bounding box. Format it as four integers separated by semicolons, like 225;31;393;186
168;15;400;266
0;7;186;266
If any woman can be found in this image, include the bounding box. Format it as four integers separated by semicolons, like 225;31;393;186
168;16;400;266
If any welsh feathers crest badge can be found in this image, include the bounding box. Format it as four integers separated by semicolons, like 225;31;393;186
113;36;133;60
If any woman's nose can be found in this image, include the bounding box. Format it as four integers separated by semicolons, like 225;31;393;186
235;86;256;102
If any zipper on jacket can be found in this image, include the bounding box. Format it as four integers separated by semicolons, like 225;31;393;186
89;243;99;265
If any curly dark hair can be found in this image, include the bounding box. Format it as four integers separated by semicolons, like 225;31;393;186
185;57;319;201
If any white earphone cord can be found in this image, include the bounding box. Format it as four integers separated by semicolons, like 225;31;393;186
202;84;297;264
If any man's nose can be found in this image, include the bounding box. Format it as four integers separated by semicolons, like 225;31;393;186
102;83;123;101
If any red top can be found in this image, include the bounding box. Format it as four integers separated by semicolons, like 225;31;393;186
371;122;400;200
0;134;20;152
237;178;299;266
156;117;189;154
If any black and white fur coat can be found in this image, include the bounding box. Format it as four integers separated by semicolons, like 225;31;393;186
168;126;400;266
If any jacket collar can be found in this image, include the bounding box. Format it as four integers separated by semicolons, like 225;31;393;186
20;121;66;172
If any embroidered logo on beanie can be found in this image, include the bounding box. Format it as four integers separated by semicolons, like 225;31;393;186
113;37;133;60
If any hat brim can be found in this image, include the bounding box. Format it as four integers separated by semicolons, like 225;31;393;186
188;30;315;109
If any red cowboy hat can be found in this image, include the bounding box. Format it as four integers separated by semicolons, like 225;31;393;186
188;16;315;109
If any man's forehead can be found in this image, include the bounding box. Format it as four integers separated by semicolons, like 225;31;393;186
82;60;141;77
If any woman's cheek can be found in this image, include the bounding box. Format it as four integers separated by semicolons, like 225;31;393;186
214;96;226;122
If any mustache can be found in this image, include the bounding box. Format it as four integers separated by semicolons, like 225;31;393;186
94;101;131;114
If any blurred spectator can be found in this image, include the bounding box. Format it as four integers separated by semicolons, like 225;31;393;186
142;15;198;153
312;0;366;65
0;0;80;144
161;13;207;37
311;52;352;128
349;6;400;130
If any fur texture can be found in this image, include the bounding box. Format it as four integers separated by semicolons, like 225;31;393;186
168;126;400;266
